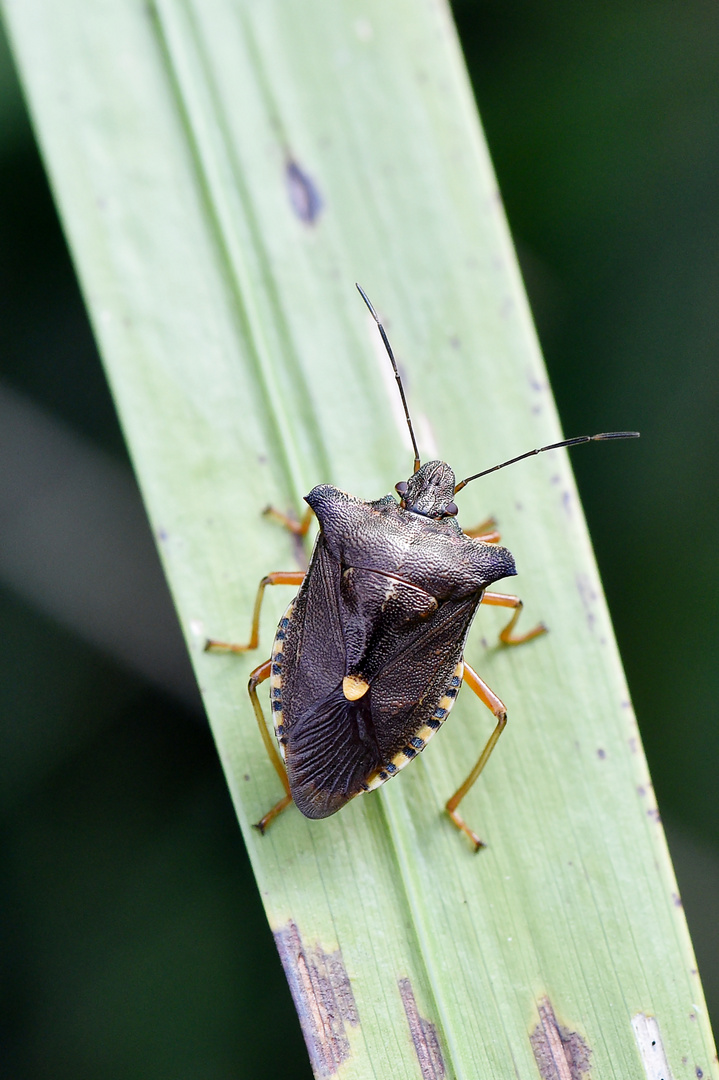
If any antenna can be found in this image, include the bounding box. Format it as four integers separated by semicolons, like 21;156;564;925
356;283;422;475
453;431;640;493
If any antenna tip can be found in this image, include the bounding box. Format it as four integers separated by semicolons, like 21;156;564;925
355;283;378;322
592;431;640;441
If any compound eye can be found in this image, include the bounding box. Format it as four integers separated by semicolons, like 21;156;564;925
444;501;458;517
395;481;409;496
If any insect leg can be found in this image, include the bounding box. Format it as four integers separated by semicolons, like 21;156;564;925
445;662;507;852
481;591;547;645
463;516;500;542
204;570;305;653
262;505;314;536
248;659;293;832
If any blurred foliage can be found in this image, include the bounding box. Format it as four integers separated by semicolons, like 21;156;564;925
0;2;716;1076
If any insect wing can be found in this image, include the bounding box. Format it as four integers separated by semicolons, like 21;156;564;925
274;536;483;819
364;592;479;763
275;537;384;819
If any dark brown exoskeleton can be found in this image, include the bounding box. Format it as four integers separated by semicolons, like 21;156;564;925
206;286;638;850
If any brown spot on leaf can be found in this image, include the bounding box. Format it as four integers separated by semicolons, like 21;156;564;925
285;158;323;224
274;921;358;1077
530;998;591;1080
398;978;445;1079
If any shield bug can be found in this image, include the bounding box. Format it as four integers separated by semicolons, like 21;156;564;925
206;286;638;850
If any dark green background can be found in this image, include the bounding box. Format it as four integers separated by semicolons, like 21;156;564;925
1;3;716;1076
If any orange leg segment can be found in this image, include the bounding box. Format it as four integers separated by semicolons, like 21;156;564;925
262;504;314;536
204;570;305;654
481;591;547;645
463;516;500;542
205;568;305;835
248;660;293;833
446;662;507;851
